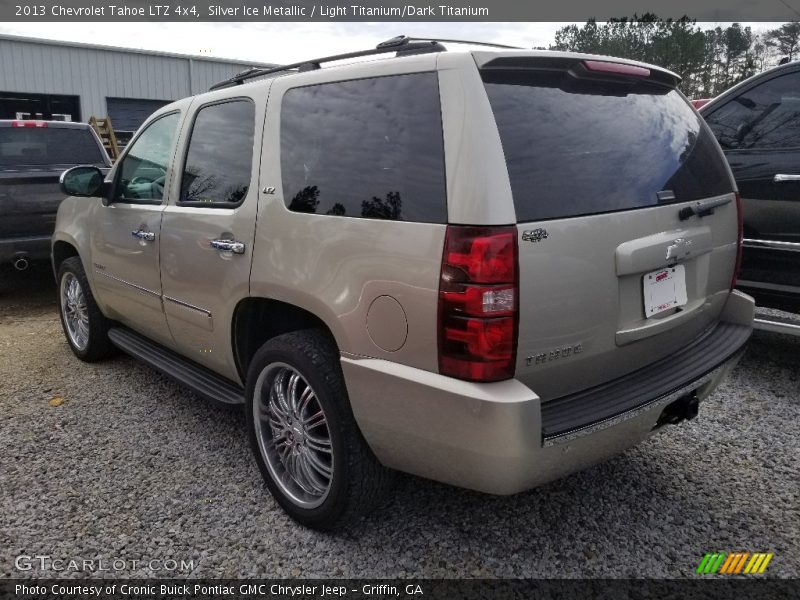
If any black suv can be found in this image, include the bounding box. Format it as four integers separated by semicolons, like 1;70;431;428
700;60;800;325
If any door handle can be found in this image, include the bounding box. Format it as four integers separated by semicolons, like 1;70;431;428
131;229;156;241
210;239;245;254
774;174;800;183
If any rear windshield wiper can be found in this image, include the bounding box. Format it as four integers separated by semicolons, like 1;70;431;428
678;196;732;221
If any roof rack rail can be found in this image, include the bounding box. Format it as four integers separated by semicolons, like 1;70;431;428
208;35;523;91
397;36;523;50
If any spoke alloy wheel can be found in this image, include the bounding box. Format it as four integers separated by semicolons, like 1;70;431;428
254;363;333;509
60;272;89;351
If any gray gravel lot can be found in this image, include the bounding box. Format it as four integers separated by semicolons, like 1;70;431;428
1;265;798;579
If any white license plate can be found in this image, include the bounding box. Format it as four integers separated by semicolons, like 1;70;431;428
643;265;688;318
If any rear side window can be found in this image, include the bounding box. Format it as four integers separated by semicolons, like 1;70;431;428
704;72;800;150
0;127;106;167
482;70;733;222
280;72;447;222
180;100;256;206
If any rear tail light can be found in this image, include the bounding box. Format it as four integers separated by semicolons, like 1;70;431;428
438;226;518;382
731;193;744;290
11;120;47;128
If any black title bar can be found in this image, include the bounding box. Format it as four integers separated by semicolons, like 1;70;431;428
3;579;799;600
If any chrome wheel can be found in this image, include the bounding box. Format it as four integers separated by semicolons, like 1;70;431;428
60;272;89;351
253;363;333;509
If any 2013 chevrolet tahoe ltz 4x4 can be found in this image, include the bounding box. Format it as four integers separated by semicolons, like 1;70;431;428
52;37;754;529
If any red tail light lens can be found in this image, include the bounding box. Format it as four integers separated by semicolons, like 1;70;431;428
11;120;47;128
438;226;518;382
731;193;744;290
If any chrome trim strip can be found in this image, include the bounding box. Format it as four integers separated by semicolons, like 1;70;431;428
743;238;800;252
163;295;212;316
93;269;160;298
754;318;800;336
542;364;727;447
737;279;800;294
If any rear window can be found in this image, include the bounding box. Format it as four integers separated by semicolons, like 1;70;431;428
0;127;107;167
482;70;733;222
280;72;447;223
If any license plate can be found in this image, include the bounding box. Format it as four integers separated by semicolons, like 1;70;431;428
643;265;688;318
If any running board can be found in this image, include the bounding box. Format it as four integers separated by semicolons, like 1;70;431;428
107;327;245;405
754;316;800;336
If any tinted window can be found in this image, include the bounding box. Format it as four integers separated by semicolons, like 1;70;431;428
280;73;446;222
483;70;733;222
0;127;106;167
704;72;800;150
180;100;255;205
116;113;180;202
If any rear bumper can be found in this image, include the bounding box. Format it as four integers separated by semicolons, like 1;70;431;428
343;291;754;494
0;235;51;262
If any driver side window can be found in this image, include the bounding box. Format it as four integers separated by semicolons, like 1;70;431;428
115;112;180;202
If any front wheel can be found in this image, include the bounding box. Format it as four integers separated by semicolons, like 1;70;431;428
245;330;392;529
57;257;116;362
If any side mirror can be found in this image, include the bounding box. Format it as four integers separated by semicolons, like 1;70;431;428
60;166;105;197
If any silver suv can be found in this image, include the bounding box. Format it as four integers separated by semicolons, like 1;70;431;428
54;37;754;529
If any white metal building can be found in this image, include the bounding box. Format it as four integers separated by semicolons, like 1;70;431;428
0;34;275;140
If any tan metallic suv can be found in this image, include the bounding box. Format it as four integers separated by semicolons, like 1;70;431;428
54;37;754;529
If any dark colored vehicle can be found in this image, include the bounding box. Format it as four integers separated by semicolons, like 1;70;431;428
0;120;110;270
700;61;800;322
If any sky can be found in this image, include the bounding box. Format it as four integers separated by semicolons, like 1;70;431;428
0;21;780;64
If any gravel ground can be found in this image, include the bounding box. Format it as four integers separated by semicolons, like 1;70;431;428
1;264;798;579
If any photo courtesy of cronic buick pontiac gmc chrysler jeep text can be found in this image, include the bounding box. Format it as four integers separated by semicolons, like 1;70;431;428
53;36;754;529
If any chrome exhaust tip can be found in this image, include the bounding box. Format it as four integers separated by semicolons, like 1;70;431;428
13;256;30;271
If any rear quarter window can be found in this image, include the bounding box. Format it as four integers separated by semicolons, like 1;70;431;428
482;70;733;222
0;127;107;167
279;72;447;223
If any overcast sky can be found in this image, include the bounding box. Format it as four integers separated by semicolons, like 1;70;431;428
0;22;780;64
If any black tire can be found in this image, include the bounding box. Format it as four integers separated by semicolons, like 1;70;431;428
57;257;116;362
245;329;393;529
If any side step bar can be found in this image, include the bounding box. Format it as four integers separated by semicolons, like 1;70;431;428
754;315;800;336
108;327;245;405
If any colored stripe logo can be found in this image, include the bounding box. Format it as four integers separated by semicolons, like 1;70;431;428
696;552;773;574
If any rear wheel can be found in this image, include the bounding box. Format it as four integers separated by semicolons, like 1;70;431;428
57;257;116;362
245;330;392;529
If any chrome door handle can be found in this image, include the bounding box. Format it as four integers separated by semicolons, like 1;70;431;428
131;229;156;241
774;174;800;183
210;239;245;254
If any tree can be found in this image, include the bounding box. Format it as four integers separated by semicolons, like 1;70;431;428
550;18;792;98
764;22;800;62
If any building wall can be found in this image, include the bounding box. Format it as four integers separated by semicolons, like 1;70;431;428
0;35;274;121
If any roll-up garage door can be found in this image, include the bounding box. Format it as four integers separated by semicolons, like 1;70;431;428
106;98;171;133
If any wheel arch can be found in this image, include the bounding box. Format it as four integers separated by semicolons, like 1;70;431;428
232;297;343;382
52;236;81;277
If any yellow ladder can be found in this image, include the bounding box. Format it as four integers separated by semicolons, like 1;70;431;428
89;116;121;162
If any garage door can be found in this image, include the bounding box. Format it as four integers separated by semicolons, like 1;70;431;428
106;98;171;133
